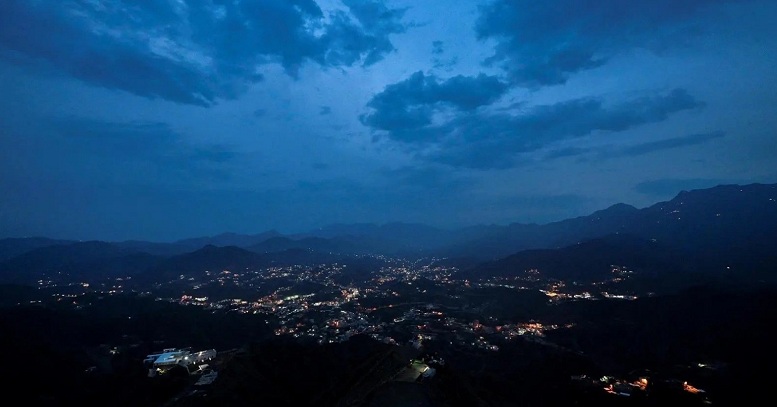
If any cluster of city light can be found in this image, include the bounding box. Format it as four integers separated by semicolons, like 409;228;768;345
37;254;650;358
589;374;708;399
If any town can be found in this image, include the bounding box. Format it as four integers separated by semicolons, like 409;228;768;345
25;254;714;405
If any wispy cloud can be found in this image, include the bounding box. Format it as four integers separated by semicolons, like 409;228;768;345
621;132;725;156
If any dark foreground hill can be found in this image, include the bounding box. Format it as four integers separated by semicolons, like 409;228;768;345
174;335;413;407
4;282;775;407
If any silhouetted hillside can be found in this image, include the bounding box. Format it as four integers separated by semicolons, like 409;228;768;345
0;237;75;261
140;245;267;283
247;235;377;255
470;234;688;281
438;183;777;261
174;335;410;407
174;231;282;250
2;183;775;286
139;244;359;285
113;240;197;257
620;184;777;270
300;222;463;254
0;292;276;406
442;203;640;260
0;241;158;284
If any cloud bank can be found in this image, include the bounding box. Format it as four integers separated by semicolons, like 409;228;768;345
476;0;744;86
364;86;703;168
0;0;408;106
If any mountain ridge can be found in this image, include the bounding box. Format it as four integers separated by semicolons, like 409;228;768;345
1;182;775;285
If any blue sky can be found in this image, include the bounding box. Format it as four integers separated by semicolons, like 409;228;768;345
1;0;776;241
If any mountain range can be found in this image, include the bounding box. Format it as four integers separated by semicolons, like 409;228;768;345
1;183;775;285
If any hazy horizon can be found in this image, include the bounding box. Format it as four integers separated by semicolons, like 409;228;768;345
3;181;772;242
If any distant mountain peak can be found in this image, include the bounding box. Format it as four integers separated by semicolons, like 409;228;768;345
174;230;282;249
603;202;638;212
194;244;246;253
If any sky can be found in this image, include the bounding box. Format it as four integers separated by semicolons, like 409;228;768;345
1;0;776;242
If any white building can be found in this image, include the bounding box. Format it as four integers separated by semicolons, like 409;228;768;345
146;349;191;367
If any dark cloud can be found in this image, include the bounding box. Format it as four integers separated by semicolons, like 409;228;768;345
430;40;458;70
433;57;459;71
327;0;409;66
319;106;332;115
476;0;743;86
365;88;702;169
360;71;509;137
621;131;725;156
635;178;732;197
432;41;445;55
0;0;407;106
437;89;703;169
